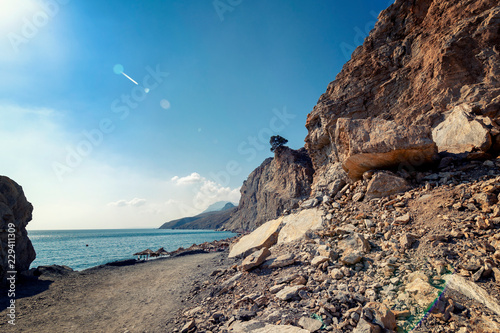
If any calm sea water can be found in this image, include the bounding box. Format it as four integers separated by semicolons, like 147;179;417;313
28;229;236;271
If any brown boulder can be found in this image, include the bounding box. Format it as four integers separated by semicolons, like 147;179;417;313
0;176;36;284
365;172;410;199
335;117;437;180
240;248;271;271
432;103;493;154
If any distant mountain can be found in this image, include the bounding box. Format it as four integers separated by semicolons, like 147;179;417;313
159;203;237;230
202;201;236;214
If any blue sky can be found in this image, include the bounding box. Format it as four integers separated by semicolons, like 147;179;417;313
0;0;392;229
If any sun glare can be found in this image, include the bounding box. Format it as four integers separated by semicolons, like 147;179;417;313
0;0;41;33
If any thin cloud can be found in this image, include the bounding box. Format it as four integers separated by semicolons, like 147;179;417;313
171;172;203;185
107;198;147;208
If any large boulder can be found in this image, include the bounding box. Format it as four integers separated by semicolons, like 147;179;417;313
229;217;283;258
240;248;271;271
335;117;437;180
0;176;36;284
432;103;493;154
404;272;439;309
365;171;410;199
444;274;500;316
277;209;324;244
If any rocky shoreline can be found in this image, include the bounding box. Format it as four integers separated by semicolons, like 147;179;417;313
168;157;500;333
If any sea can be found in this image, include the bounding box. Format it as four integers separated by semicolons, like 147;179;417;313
28;229;237;271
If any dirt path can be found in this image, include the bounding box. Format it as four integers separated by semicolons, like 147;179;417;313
0;252;229;333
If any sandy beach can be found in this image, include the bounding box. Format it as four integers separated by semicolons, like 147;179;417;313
0;252;231;333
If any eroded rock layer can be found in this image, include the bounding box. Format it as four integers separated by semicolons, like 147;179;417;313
226;147;314;232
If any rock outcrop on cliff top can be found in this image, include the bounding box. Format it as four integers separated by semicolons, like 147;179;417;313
305;0;500;195
0;176;36;284
225;147;314;232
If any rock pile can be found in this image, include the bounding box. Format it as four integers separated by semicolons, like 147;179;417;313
168;157;500;332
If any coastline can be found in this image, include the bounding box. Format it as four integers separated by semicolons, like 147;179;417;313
0;250;237;332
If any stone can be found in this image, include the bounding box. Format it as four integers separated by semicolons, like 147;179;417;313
219;272;243;294
229;217;283;258
492;267;500;282
311;256;329;267
335;117;438;180
277;209;324;244
298;317;323;332
263;253;296;269
180;320;195;333
365;172;410;199
472;267;485;282
353;318;382;333
232;321;309;333
338;233;371;253
270;284;286;294
432;103;492;154
290;275;307;286
317;244;335;259
301;198;319;209
353;192;364;202
444;274;500;316
275;285;306;301
240;247;271;271
330;268;344;280
474;192;497;208
399;233;417;249
0;176;36;284
340;251;363;265
363;302;396;330
394;213;411;224
235;309;257;321
405;272;439;309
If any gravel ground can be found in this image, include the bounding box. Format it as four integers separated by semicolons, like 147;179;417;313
0;251;233;333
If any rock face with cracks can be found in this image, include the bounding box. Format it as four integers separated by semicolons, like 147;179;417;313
226;147;314;232
0;176;35;284
305;0;500;195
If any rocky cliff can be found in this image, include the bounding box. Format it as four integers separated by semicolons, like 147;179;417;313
0;176;36;284
225;147;314;232
305;0;500;194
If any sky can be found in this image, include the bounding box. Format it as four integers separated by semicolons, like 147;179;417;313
0;0;393;230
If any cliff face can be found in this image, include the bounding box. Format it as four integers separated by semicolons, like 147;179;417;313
225;147;314;232
305;0;500;194
0;176;36;283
